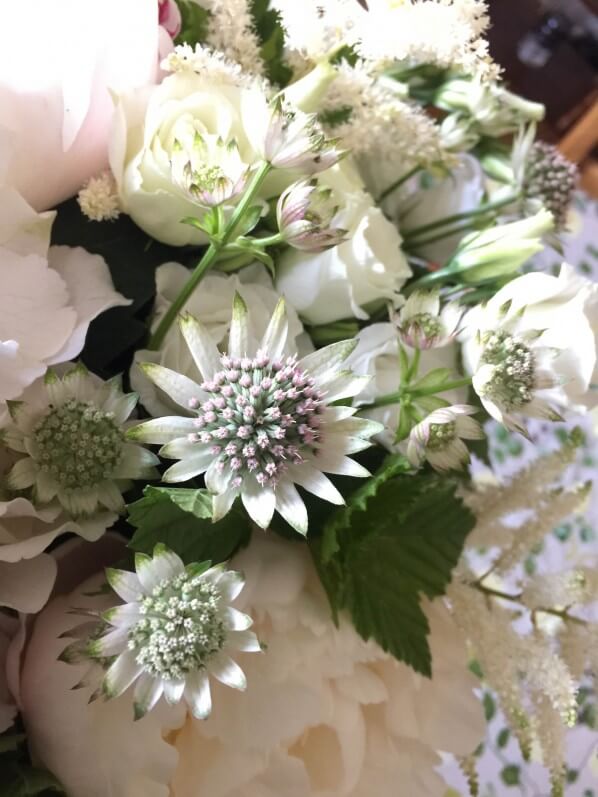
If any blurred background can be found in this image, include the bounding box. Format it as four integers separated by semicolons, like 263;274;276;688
487;0;598;195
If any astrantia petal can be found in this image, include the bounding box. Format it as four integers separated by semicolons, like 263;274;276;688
139;363;204;411
221;607;253;631
241;480;276;529
205;459;234;495
7;457;36;489
150;544;185;583
274;479;308;535
127;416;196;444
298;339;358;382
322;372;371;402
162;451;213;482
228;293;250;359
212;488;238;522
185;670;212;719
313;451;371;478
88;625;129;657
106;568;143;602
163;679;186;705
103;603;141;628
102;650;144;698
209;654;247;691
228;629;262;653
97;481;126;513
288;462;345;505
217;571;245;602
179;313;221;380
133;675;164;721
259;297;289;360
159;437;201;460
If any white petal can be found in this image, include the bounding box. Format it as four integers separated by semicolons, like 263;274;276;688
97;481;125;513
259;297;288;360
105;568;143;603
298;339;358;382
209;653;247;691
312;451;370;478
227;629;262;653
162;451;213;482
7;457;36;489
274;479;308;535
149;545;185;583
163;679;185;705
127;416;196;445
217;571;245;602
112;443;159;478
287;462;345;505
103;650;143;698
159;437;201;460
133;674;164;720
104;603;141;628
323;372;372;403
241;481;276;529
179;313;221;380
91;625;129;657
185;670;212;719
212;488;238;522
138;364;203;412
228;292;249;359
222;607;253;631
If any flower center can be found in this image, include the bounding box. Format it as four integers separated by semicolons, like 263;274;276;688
480;332;536;409
525;142;577;229
427;420;456;450
406;313;443;339
33;399;124;491
188;352;325;488
128;572;225;681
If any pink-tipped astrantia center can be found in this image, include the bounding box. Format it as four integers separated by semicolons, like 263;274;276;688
187;351;325;488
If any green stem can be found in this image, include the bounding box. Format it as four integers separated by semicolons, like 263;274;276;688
404;266;457;295
406;347;421;382
254;232;284;247
148;162;273;350
474;583;523;603
403;193;520;241
404;221;478;250
474;582;588;626
377;165;422;203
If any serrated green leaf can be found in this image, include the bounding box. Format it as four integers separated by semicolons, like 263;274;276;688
127;486;250;565
250;0;293;86
312;466;475;676
175;1;211;46
412;368;452;391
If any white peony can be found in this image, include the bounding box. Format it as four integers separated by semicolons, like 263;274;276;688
461;264;598;415
0;188;130;402
131;263;311;417
20;533;484;797
346;323;469;448
275;161;411;325
0;0;160;211
109;70;277;246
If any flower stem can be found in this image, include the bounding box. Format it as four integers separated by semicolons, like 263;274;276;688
359;375;472;410
377;165;422;203
148;162;273;350
473;581;588;626
254;233;284;247
403;194;520;241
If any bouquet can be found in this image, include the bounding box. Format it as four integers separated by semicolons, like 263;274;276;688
1;1;596;795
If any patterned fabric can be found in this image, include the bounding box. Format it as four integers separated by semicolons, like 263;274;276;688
442;192;598;796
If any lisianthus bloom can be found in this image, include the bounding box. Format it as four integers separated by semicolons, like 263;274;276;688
276;161;411;324
276;180;347;252
461;264;598;429
130;264;310;417
131;295;380;533
407;405;484;472
20;534;484;797
0;188;129;402
0;0;160;211
2;365;158;517
346;323;469;449
62;545;260;721
396;291;463;350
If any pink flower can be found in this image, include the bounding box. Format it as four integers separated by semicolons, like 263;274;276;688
159;0;182;39
0;0;161;210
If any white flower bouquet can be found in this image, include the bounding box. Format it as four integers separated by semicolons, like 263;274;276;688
1;1;596;795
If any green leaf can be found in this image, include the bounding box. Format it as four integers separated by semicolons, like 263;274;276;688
497;728;511;749
0;735;25;754
483;691;496;721
500;765;521;786
412;368;452;391
127;486;250;565
175;1;211;46
250;0;293;86
233;206;264;238
0;761;65;796
312;462;474;676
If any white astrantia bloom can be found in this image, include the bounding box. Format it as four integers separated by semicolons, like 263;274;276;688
396;291;463;350
407;405;484;471
130;295;380;533
276;179;347;252
462;264;598;429
77;172;121;222
66;544;260;721
2;365;159;517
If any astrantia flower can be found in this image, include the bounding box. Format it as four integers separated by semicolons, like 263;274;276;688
255;97;345;174
396;291;463;350
522;140;577;231
407;405;484;471
170;133;249;207
276;180;347;252
131;295;380;533
69;544;260;720
2;365;159;517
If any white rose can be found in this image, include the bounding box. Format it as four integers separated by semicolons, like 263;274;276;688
109;71;278;246
360;154;486;267
131;263;311;417
347;323;469;448
275;160;411;325
461;263;598;410
0;0;160;211
20;534;483;797
0;188;130;402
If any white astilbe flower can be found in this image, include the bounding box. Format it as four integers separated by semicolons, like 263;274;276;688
396;290;463;350
323;61;445;170
2;365;159;517
204;0;266;76
360;0;498;79
161;43;269;92
63;545;260;721
271;0;363;64
130;296;380;533
407;405;484;472
77;172;121;222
